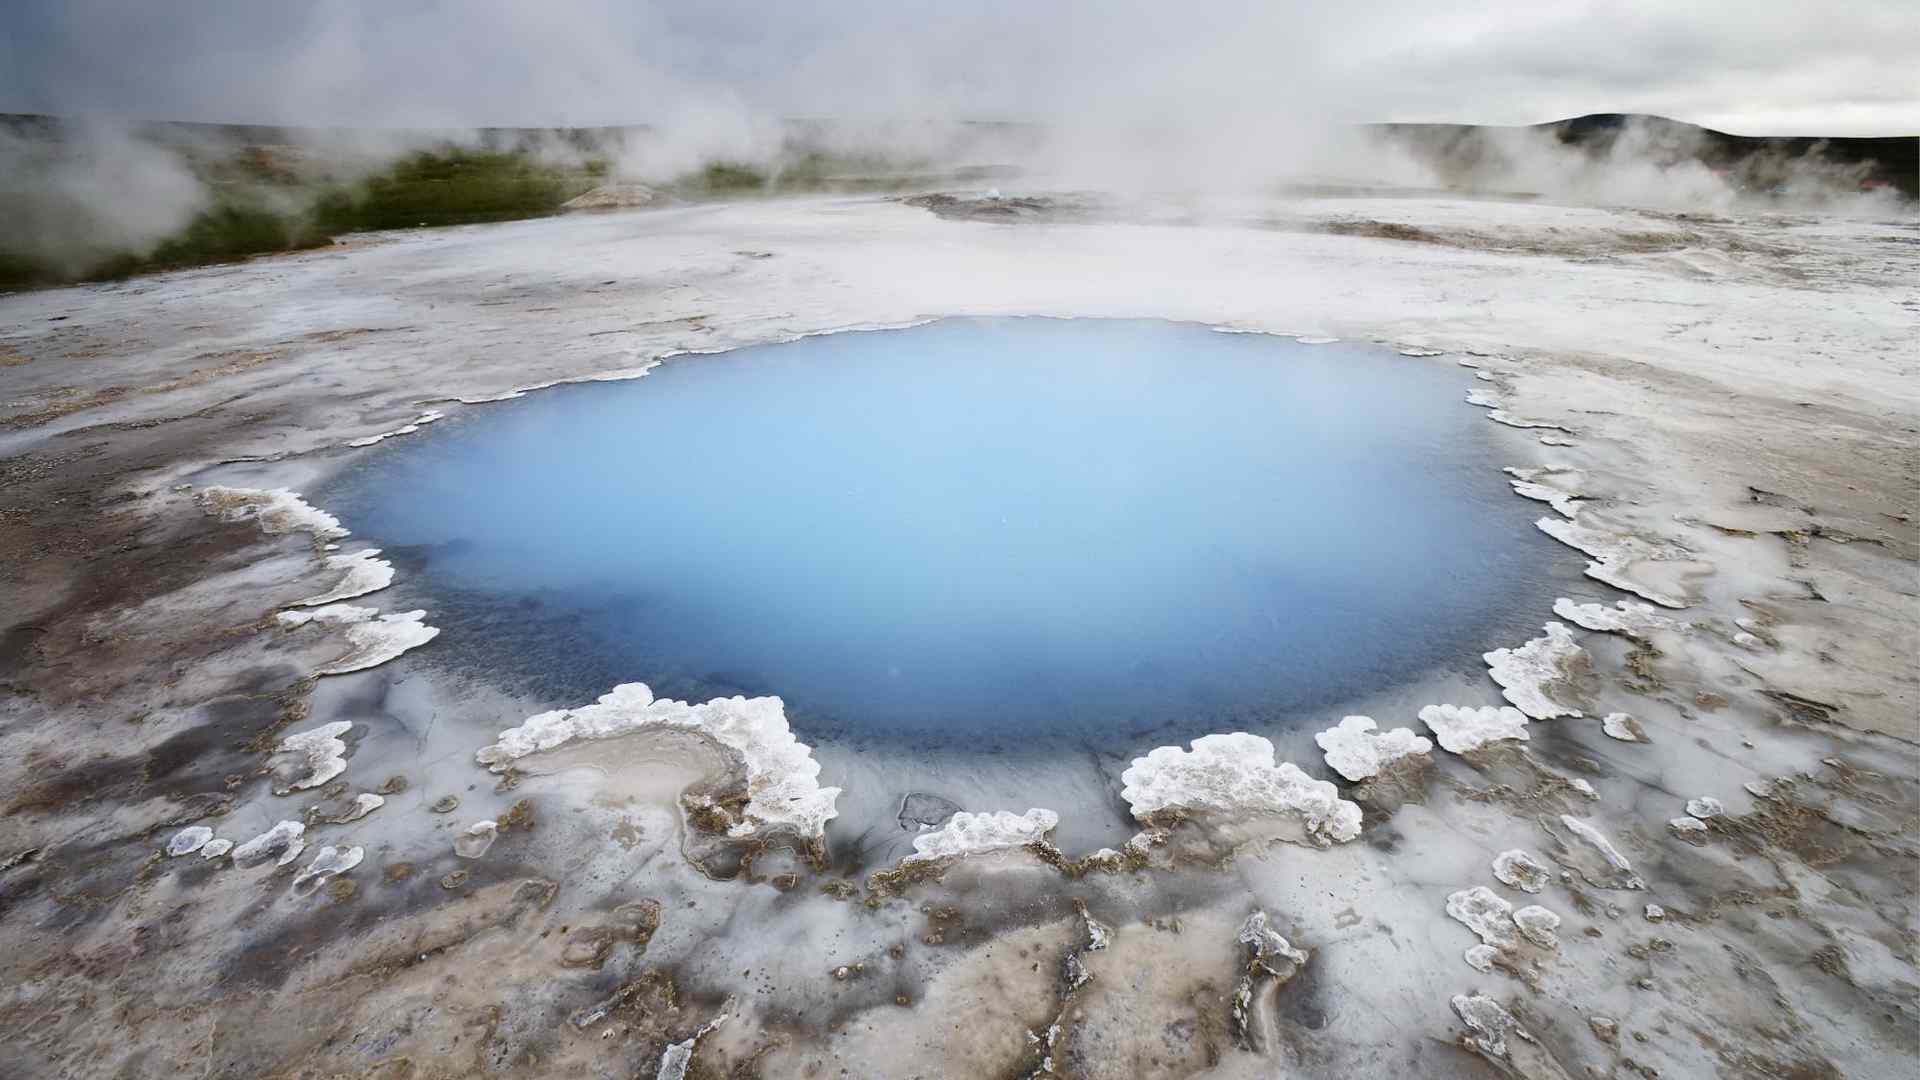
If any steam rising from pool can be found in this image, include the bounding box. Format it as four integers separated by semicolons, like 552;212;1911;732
327;318;1561;750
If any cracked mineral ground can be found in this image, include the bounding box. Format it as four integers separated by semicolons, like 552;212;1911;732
3;184;1916;1079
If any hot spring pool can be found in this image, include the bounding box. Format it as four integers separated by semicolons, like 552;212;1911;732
324;318;1566;750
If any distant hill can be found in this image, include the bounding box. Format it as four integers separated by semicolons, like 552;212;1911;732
1371;113;1917;198
2;111;1911;291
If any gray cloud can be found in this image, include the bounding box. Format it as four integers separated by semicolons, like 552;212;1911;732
3;1;1916;134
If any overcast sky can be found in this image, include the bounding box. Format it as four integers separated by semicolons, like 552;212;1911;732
3;0;1916;135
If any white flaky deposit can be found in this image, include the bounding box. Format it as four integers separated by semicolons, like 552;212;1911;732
1484;622;1586;720
276;604;439;675
200;838;233;859
1313;715;1432;782
454;821;499;859
476;682;840;840
1686;796;1725;819
1503;465;1584;519
1536;516;1691;608
1512;905;1562;949
1418;704;1530;754
271;720;352;794
1560;814;1645;889
1670;816;1708;833
233;820;307;867
292;845;363;889
1447;886;1517;948
1601;713;1648;742
347;409;443;448
196;486;347;541
1119;732;1362;845
1238;910;1308;972
1492;849;1551;893
321;610;438;675
327;792;385;823
294;548;395;607
166;826;213;856
1465;387;1572;433
903;808;1059;864
1452;994;1522;1058
655;1014;728;1080
1552;597;1687;639
276;603;377;629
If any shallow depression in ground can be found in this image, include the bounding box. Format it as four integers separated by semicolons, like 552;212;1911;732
323;317;1569;751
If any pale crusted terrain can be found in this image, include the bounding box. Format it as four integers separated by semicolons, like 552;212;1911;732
0;193;1915;1078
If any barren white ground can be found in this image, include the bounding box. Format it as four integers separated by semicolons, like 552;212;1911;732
0;192;1914;1079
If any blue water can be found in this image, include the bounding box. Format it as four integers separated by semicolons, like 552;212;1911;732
325;318;1563;751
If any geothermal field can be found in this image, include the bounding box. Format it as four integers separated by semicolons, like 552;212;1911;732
2;8;1918;1079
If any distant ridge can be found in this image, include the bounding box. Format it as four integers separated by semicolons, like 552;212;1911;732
1371;112;1917;198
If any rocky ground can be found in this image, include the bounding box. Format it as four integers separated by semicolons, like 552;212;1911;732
1;190;1915;1078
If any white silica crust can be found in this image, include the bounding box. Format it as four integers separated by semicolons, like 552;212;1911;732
347;409;444;448
233;820;307;867
1452;994;1522;1058
1484;622;1586;720
166;826;213;856
1492;848;1551;893
330;793;384;823
196;486;347;541
275;593;436;677
1312;715;1432;782
1464;387;1571;433
314;609;440;676
454;821;499;859
1418;704;1530;754
1513;904;1562;948
1535;516;1691;608
1503;465;1584;519
294;548;396;607
276;604;377;629
1118;732;1363;845
903;808;1060;864
1686;796;1725;819
292;845;364;889
273;720;352;794
1237;910;1308;969
1601;713;1647;742
1552;597;1686;638
1560;814;1645;888
195;484;430;675
1671;816;1708;833
476;682;841;840
199;838;233;859
1446;886;1517;947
